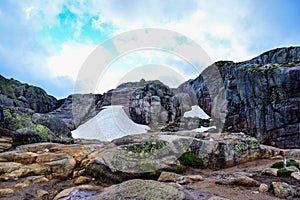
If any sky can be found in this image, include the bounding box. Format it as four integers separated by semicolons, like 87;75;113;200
0;0;300;98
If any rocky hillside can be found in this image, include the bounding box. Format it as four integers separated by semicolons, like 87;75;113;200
179;47;300;148
0;75;58;113
0;76;73;145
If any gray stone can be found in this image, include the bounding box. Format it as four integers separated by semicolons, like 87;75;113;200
271;182;296;198
90;179;186;200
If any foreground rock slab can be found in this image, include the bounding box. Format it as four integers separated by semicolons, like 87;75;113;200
90;179;186;200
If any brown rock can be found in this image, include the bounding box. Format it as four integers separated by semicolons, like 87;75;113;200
259;183;269;193
15;180;30;189
49;144;99;164
0;151;38;164
72;169;85;178
41;153;76;178
36;189;49;198
74;176;91;185
216;173;259;187
0;164;49;180
0;136;13;152
175;175;204;185
271;182;296;198
0;188;14;195
0;162;22;174
28;175;49;184
158;171;180;182
36;152;69;163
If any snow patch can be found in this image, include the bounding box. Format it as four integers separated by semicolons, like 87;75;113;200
183;105;210;119
193;126;216;133
72;105;150;141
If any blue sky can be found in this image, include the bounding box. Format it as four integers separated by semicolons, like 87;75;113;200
0;0;300;98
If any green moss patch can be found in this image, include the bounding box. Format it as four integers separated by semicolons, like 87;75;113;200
271;160;299;169
121;139;167;155
86;168;105;179
277;168;292;177
272;161;284;169
174;165;186;173
178;153;204;168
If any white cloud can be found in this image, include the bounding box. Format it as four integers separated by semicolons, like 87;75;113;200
92;16;107;31
47;42;97;81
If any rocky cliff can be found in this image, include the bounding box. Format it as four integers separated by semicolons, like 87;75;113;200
179;47;300;148
0;75;73;144
0;75;58;113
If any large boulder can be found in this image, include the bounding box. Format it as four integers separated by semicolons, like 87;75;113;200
1;107;73;144
90;179;186;200
178;47;300;148
80;132;277;185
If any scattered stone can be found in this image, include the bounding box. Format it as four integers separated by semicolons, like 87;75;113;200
271;155;283;160
74;176;91;185
36;189;48;198
286;166;299;173
175;175;204;185
72;169;85;178
158;171;181;182
259;183;269;193
0;188;14;195
291;171;300;180
271;182;296;198
262;168;278;176
90;179;186;200
14;180;30;189
216;172;259;187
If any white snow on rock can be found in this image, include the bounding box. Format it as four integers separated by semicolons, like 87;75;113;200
193;126;216;133
183;105;210;119
72;105;150;141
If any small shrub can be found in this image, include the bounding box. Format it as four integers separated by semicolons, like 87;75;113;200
12;141;30;146
178;153;204;168
271;161;284;169
271;160;299;169
86;168;105;179
174;165;186;173
287;160;299;169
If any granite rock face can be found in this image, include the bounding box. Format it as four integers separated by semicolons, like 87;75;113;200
179;47;300;148
0;75;58;113
1;107;73;144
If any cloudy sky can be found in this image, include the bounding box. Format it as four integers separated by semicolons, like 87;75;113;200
1;0;300;98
